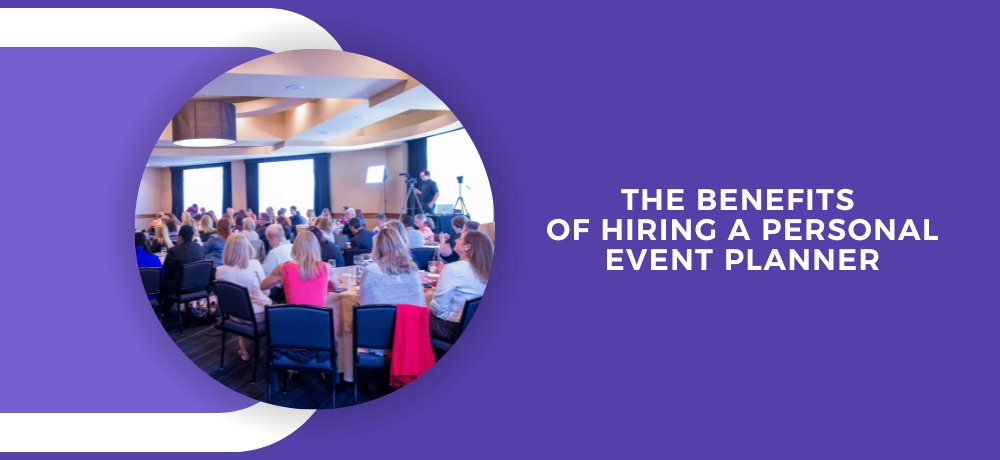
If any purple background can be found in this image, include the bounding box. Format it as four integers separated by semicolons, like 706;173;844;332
2;1;999;458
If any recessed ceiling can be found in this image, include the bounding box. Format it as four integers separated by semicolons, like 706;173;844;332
151;50;460;167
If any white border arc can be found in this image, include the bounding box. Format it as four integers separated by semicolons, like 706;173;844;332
0;7;335;452
0;8;340;52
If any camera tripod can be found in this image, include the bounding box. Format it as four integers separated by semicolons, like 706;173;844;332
454;176;469;217
400;181;427;219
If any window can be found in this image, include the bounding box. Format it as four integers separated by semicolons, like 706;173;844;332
183;167;223;216
258;159;314;214
426;129;493;223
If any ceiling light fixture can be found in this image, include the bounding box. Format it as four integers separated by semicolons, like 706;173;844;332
319;131;329;135
354;116;366;120
286;85;304;91
171;101;236;147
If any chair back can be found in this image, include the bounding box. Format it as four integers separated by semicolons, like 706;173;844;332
139;268;160;295
214;281;256;323
353;305;396;349
179;260;213;291
343;248;373;266
251;239;264;261
334;233;348;249
410;248;436;271
459;296;482;335
267;305;334;351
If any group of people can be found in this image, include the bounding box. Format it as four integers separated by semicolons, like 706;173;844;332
136;202;496;363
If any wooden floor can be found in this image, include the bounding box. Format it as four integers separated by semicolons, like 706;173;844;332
163;308;396;409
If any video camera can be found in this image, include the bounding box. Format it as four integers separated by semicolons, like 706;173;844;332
399;173;418;186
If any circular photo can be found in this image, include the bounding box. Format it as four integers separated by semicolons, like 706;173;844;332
134;50;494;408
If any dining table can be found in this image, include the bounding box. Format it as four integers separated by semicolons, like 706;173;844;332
324;269;437;382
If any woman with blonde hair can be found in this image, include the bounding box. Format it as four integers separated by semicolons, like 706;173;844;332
150;224;173;253
198;214;215;242
260;231;339;307
429;230;493;342
358;226;425;307
216;233;271;361
316;217;336;242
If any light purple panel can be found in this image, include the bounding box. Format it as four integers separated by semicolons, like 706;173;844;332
0;48;269;413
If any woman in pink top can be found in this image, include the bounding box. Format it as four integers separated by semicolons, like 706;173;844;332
260;231;340;307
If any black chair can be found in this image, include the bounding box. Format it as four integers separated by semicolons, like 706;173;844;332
410;248;436;271
353;305;396;405
215;281;266;384
139;267;161;320
161;260;213;335
430;297;482;355
266;305;337;408
343;248;373;266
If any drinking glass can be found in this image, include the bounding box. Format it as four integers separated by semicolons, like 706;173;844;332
353;255;361;266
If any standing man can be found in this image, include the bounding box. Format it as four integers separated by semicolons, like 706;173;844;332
413;169;439;215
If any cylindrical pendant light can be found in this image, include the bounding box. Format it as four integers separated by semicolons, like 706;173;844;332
171;100;237;147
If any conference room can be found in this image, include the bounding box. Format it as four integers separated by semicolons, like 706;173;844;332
134;50;495;409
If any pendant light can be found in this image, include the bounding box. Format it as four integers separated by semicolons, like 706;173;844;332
171;100;237;147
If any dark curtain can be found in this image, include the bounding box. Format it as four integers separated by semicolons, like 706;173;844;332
406;138;428;215
313;153;332;215
222;163;232;213
245;162;259;214
407;137;427;177
170;169;184;219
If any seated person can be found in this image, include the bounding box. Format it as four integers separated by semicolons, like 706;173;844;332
165;218;180;243
198;214;216;243
438;215;467;263
415;214;435;245
358;227;426;307
147;212;164;232
158;225;204;319
340;209;358;240
260;231;340;307
429;230;492;342
309;226;345;268
136;232;162;300
202;218;231;267
262;223;294;302
348;217;376;249
233;214;244;232
316;216;337;242
136;232;162;270
216;234;271;362
399;215;425;249
256;213;271;253
372;213;387;233
150;224;173;254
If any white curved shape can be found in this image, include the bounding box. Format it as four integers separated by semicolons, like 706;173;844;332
0;402;315;452
0;7;335;452
0;8;340;52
